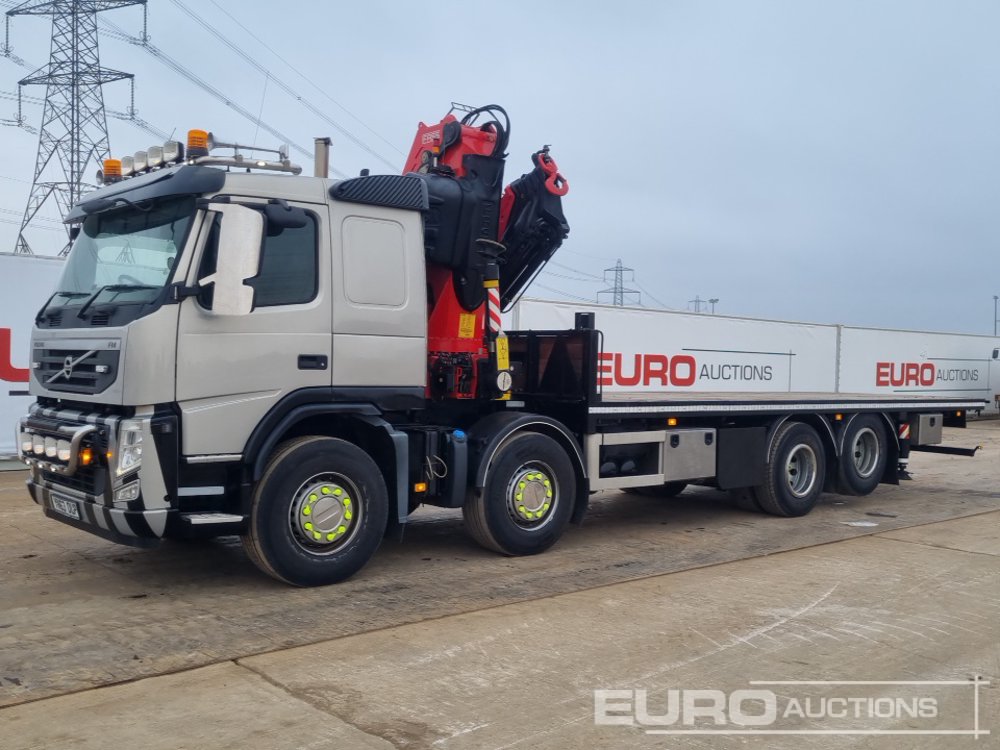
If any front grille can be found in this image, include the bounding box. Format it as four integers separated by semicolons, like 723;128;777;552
23;407;118;502
43;464;104;496
33;347;119;394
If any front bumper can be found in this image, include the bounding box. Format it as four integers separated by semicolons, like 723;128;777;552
19;403;176;547
28;478;163;548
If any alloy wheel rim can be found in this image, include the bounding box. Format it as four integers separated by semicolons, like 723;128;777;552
289;473;360;554
506;462;558;530
785;444;818;498
851;427;879;479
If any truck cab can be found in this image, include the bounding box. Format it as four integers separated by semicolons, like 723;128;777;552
18;118;583;585
21;160;437;530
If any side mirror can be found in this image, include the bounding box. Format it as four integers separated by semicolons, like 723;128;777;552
198;204;263;315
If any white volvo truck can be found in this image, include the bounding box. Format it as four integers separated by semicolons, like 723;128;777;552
15;108;987;585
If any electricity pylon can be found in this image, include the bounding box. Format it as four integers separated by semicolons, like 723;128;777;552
598;258;641;307
6;0;146;256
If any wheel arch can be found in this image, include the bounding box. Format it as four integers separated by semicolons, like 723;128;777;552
878;412;901;484
838;411;899;487
467;412;589;524
766;413;837;458
244;400;408;528
766;413;838;490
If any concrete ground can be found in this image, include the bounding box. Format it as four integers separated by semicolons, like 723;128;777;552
0;423;998;749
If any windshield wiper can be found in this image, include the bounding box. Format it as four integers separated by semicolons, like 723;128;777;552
36;290;90;322
80;195;155;216
78;284;160;318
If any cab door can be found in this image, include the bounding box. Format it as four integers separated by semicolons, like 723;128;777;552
175;200;332;457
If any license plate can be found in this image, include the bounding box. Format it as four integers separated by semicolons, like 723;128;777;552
51;495;81;521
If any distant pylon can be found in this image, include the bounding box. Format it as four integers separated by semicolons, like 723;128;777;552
6;0;147;256
597;258;641;307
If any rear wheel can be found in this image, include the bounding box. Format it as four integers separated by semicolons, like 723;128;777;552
463;432;575;556
838;415;887;496
754;421;826;517
242;436;388;586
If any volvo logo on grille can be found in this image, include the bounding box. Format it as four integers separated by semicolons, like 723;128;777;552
46;350;97;384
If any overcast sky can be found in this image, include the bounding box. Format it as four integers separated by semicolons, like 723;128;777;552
0;0;997;334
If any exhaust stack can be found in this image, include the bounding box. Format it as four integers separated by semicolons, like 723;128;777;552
314;137;331;177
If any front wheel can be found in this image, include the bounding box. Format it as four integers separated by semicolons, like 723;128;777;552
463;432;576;556
754;421;827;517
242;436;388;586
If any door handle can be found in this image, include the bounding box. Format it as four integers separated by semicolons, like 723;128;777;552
297;354;328;371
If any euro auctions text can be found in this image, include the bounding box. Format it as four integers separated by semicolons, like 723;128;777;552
594;679;990;738
595;351;984;389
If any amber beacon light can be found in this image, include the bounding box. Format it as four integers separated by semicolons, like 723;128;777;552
187;129;213;157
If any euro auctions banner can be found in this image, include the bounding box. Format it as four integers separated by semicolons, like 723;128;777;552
0;254;62;455
838;326;999;401
511;299;1000;410
511;299;839;393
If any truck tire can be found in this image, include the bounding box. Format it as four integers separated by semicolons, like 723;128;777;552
242;436;388;586
463;432;575;556
838;415;887;496
754;421;826;517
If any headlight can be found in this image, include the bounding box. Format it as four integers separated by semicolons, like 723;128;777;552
20;431;33;454
116;420;143;476
33;435;45;455
44;437;57;458
57;440;71;462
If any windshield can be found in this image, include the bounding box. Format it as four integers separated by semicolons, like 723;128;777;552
53;196;196;307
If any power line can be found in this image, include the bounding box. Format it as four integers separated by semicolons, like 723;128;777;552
561;248;618;263
0;206;62;224
532;282;595;303
547;259;604;280
634;282;674;310
164;0;395;170
541;269;601;283
207;0;402;159
99;16;349;178
0;56;168;140
0;214;63;231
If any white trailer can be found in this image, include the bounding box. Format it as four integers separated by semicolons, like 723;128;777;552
510;299;1000;410
0;254;63;455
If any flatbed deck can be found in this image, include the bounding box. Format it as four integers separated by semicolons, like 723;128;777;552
590;391;987;416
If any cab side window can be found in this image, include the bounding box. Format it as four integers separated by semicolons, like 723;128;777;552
198;208;318;309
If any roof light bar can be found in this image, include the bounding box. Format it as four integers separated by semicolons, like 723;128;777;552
163;140;184;163
97;128;301;185
147;145;164;169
